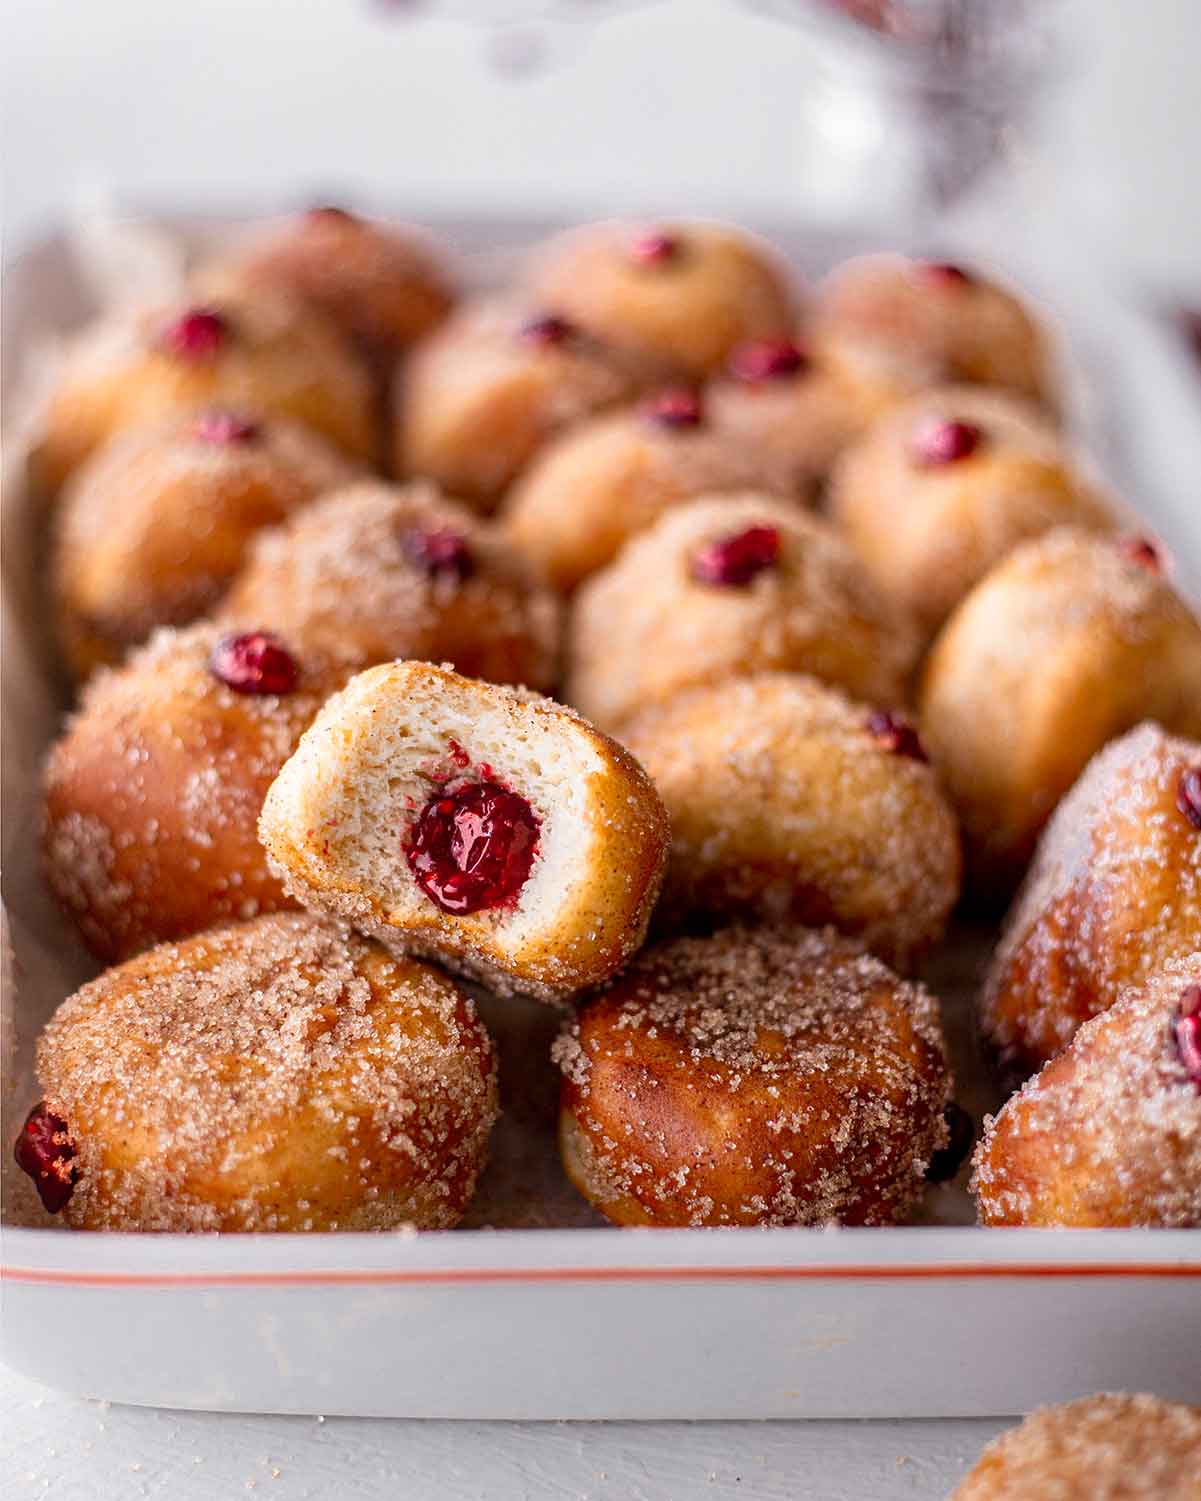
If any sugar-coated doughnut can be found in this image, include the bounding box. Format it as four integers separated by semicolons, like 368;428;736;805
52;409;357;677
979;723;1201;1080
259;661;670;1002
566;493;919;731
17;913;497;1231
953;1394;1201;1500
829;386;1111;639
622;674;961;971
42;622;350;962
528;220;796;379
554;925;951;1227
920;529;1201;897
219;480;561;692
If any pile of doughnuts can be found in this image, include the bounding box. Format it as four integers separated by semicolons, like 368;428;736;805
13;211;1200;1241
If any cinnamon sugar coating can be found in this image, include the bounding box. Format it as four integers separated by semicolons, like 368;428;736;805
973;957;1201;1228
42;622;352;962
920;528;1201;897
980;723;1201;1080
954;1394;1201;1499
219;480;561;692
34;912;498;1232
554;925;951;1227
622;674;961;972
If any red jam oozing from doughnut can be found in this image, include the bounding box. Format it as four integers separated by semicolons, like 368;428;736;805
402;526;474;580
692;525;781;587
1177;767;1201;830
209;632;299;695
159;307;229;360
308;204;356;224
641;387;703;429
629;231;680;266
406;781;540;915
728;338;808;383
519;313;575;348
14;1103;77;1213
1175;986;1201;1089
867;709;928;763
192;409;261;445
910;417;982;468
1118;535;1163;573
925;1102;975;1183
920;260;974;288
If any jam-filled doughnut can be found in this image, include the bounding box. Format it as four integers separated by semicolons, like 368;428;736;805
42;622;350;962
259;661;670;1002
553;924;952;1227
621;674;961;971
52;409;357;678
920;529;1201;897
527;220;796;380
395;298;648;512
15;912;498;1231
953;1394;1201;1501
829;386;1111;639
812;252;1057;415
206;205;453;370
972;956;1201;1228
979;723;1201;1081
32;288;376;495
503;388;795;592
567;493;919;731
219;480;561;692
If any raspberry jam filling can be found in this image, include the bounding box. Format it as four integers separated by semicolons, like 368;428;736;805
1118;535;1163;573
920;261;974;288
728;338;808;383
629;231;680;266
159;307;229;360
308;204;357;224
867;709;928;763
1177;767;1201;830
402;526;474;580
14;1103;77;1213
406;781;540;915
192;409;261;445
209;632;299;695
910;418;982;468
641;387;703;429
1175;986;1201;1089
519;313;575;348
692;525;781;587
925;1103;975;1183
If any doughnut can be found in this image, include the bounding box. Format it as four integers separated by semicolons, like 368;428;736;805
621;674;961;971
258;661;670;1002
394;297;649;512
52;409;357;678
979;723;1201;1080
218;479;561;692
919;529;1201;897
953;1394;1201;1500
828;386;1112;639
503;388;796;592
527;220;796;379
972;956;1201;1228
15;912;498;1231
31;287;376;495
566;493;919;731
704;336;874;499
42;622;350;963
811;252;1057;414
553;925;952;1227
204;206;452;374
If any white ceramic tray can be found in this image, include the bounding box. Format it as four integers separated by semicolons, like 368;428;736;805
2;214;1199;1419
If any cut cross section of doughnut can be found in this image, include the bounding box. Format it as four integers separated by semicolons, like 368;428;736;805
259;661;670;1002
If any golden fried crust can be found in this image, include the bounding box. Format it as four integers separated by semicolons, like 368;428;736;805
528;220;796;379
622;674;961;972
53;412;357;678
258;662;670;1003
31;288;376;495
979;724;1201;1078
554;925;951;1227
41;623;351;963
920;530;1201;899
953;1394;1201;1500
219;480;561;693
829;387;1111;639
567;494;920;731
36;913;498;1232
973;957;1201;1228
